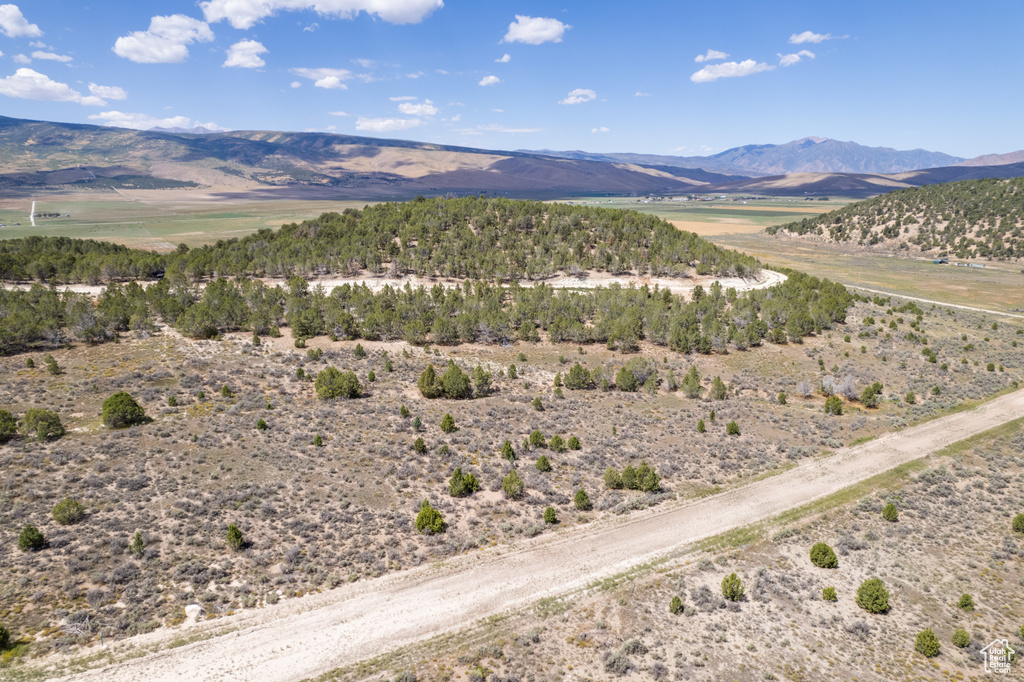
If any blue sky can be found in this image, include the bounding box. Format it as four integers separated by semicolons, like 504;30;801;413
0;1;1022;158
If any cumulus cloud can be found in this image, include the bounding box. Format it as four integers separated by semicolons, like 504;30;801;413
0;4;42;38
355;116;422;133
478;75;500;86
694;49;728;63
12;53;30;64
591;126;609;134
31;51;72;63
390;95;417;101
328;110;349;116
559;88;595;105
200;0;443;29
224;40;267;68
397;99;438;116
88;110;224;131
691;59;774;83
778;49;815;66
789;30;841;44
634;91;650;97
290;81;301;88
291;67;352;89
502;15;569;45
0;68;105;105
113;15;214;64
495;53;511;63
88;83;127;100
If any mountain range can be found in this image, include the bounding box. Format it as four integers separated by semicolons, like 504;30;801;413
1;115;1022;199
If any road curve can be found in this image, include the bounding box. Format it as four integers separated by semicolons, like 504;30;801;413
54;388;1024;682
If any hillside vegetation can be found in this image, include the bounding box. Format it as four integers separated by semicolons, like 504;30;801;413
0;197;759;283
766;177;1024;260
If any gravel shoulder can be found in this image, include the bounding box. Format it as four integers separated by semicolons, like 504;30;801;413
48;388;1024;682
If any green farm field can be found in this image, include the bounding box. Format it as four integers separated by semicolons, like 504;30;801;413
0;190;374;251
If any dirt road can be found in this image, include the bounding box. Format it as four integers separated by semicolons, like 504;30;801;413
846;285;1024;319
56;389;1024;682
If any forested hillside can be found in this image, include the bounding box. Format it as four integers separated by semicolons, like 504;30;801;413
0;197;759;283
766;177;1024;260
0;197;853;356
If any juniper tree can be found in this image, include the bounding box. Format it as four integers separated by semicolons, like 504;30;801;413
535;455;552;472
52;498;85;525
502;470;525;500
226;524;245;551
574;488;591;511
440;413;456;433
102;392;147;428
415;499;445;534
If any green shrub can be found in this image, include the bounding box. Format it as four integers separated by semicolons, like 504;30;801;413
604;466;623;489
501;440;515;462
418;365;442;398
810;542;838;568
313;434;323;447
256;418;268;430
252;334;260;346
25;357;34;368
915;627;940;657
553;372;562;387
507;363;518;379
952;628;970;648
413;437;426;454
824;395;843;415
905;391;916;404
697;419;706;433
535;455;552;472
367;371;375;382
354;343;367;358
567;435;581;450
0;623;10;649
131;531;145;557
440;413;456;433
0;410;16;442
314;367;362;399
22;408;64;440
957;593;974;611
415;499;446;534
822;587;837;602
725;420;740;436
621;464;637;490
721;572;744;602
710;376;727;400
669;595;683;615
543;507;557;524
167;395;178;407
221;385;233;397
52;498;85;525
18;525;44;551
549;435;566;452
882;503;899;522
226;524;245;551
565;363;593;389
440;361;473;399
987;362;996;371
856;578;890;613
502;470;525;500
529;430;546;448
400;404;410;418
777;391;787;405
412;416;422;431
574;488;591;511
633;461;660;492
102;391;147;428
448;468;480;497
532;396;544;411
1013;513;1024;535
616;367;639;392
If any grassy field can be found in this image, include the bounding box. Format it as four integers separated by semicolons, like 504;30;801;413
712;233;1024;313
0;191;374;251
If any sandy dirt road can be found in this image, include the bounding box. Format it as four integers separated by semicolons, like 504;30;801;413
846;285;1024;319
53;389;1024;682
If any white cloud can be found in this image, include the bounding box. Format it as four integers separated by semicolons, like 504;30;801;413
290;81;302;88
0;68;105;105
89;83;127;100
502;15;569;45
406;71;424;79
0;51;4;58
113;15;214;64
329;110;350;116
88;110;224;131
200;0;443;29
353;58;375;68
559;88;595;105
495;53;511;63
690;59;774;83
12;53;30;64
355;116;422;133
291;67;352;89
789;31;838;44
0;4;42;38
390;95;417;101
29;41;47;48
591;126;609;134
478;75;500;86
31;51;72;63
458;123;541;134
448;113;460;122
398;99;438;116
224;40;267;68
778;49;815;66
694;49;728;63
303;22;319;32
634;91;650;97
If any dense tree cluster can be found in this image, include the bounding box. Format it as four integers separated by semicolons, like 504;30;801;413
767;177;1024;260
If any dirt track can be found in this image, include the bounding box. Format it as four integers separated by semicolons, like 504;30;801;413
52;389;1024;682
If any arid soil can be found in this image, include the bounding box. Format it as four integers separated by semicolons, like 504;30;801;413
44;389;1024;682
